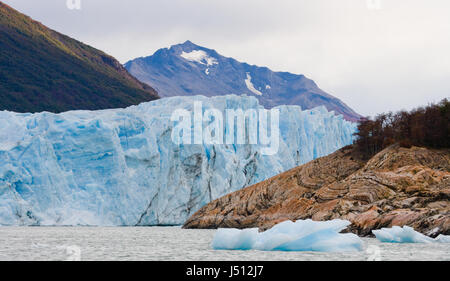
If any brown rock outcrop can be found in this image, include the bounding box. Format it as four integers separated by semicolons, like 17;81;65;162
183;145;450;237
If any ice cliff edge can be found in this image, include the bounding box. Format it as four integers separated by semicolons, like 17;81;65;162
0;95;355;226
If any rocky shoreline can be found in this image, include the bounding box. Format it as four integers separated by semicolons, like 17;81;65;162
183;145;450;237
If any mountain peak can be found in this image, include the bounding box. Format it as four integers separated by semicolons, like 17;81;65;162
125;43;362;122
170;40;208;53
181;40;195;46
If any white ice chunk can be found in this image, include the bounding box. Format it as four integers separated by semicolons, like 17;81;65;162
244;73;263;96
212;219;363;252
373;226;450;243
435;234;450;243
180;50;218;66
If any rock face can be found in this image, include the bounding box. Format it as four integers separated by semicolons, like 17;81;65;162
124;41;361;122
183;145;450;237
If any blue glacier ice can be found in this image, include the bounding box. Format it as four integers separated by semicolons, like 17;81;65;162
0;95;356;226
373;226;450;243
212;219;364;252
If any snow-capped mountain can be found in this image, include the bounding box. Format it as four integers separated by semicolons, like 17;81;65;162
0;95;355;226
125;41;361;122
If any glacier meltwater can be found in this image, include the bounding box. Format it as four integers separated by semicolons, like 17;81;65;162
0;95;356;226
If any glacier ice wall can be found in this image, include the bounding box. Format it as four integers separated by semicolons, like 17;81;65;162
212;219;364;252
0;95;356;226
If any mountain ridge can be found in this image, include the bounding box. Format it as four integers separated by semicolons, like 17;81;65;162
125;40;362;122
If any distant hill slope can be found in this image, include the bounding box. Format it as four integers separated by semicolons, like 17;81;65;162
0;2;159;113
125;40;361;122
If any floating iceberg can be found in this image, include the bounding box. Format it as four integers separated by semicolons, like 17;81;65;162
212;219;364;252
0;95;356;226
435;235;450;243
373;226;450;243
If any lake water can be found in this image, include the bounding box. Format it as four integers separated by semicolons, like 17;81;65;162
0;226;448;261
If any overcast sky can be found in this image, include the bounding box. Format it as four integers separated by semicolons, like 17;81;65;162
4;0;450;116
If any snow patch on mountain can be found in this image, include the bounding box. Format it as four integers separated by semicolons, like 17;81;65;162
180;50;218;66
245;73;263;96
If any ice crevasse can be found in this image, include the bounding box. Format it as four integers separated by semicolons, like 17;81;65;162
0;95;356;226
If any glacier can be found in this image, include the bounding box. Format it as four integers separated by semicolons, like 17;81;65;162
373;226;450;243
212;219;364;252
0;95;356;226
